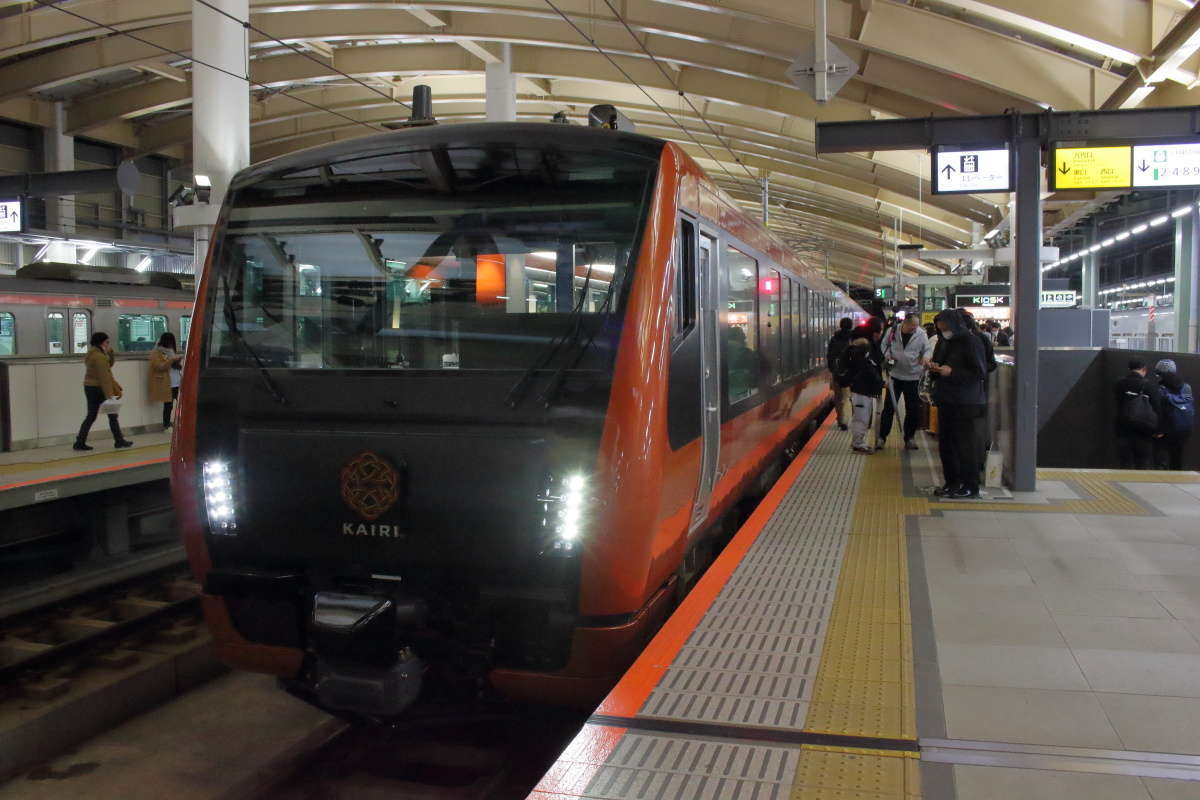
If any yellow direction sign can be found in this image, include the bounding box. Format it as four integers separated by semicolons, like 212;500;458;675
1052;145;1132;190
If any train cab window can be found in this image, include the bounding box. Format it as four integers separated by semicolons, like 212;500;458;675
118;314;168;352
71;311;90;354
674;219;697;339
758;269;781;386
180;316;192;349
206;144;658;371
723;245;759;404
0;312;14;355
46;312;65;355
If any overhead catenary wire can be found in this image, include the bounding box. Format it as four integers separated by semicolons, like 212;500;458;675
31;0;384;137
597;0;760;187
541;0;754;192
191;0;412;113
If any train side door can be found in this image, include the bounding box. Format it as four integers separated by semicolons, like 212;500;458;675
46;308;67;355
690;228;721;532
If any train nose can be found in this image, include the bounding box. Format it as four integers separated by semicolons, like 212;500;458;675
310;591;425;716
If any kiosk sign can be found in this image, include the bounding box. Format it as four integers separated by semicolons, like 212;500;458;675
1132;142;1200;187
955;294;1009;308
0;199;21;233
932;146;1011;194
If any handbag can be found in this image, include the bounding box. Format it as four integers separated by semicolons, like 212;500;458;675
98;397;123;415
1118;389;1157;435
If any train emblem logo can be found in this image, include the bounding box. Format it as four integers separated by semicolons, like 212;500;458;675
340;451;401;521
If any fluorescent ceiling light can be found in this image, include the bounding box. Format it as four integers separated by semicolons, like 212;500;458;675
80;247;99;264
1115;232;1131;241
194;174;212;188
1088;244;1102;253
135;256;152;272
530;251;557;259
1150;215;1170;226
1131;224;1149;234
1101;238;1115;247
1173;206;1193;218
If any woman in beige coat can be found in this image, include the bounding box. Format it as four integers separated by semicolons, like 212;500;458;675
148;332;183;429
74;331;133;450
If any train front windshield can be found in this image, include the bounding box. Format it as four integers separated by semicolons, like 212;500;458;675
206;143;658;372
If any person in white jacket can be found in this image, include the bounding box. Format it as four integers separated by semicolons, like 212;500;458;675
879;314;929;450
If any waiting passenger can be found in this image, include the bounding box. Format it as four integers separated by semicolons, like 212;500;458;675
74;331;133;451
149;332;183;430
1114;358;1160;470
927;310;986;498
844;319;885;453
995;326;1011;347
879;314;928;451
1153;359;1194;470
826;317;855;430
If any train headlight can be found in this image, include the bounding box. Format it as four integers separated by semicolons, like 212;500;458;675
203;460;238;534
538;472;590;551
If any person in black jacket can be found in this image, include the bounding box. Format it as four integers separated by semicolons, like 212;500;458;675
826;318;854;430
928;309;987;498
961;310;998;481
1114;358;1160;469
1153;359;1194;470
846;318;885;453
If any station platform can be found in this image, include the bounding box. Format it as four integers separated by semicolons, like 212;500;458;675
0;433;171;511
530;417;1200;799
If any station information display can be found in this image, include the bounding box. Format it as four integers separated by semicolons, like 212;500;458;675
932;146;1011;194
0;199;21;233
1051;145;1132;190
1132;142;1200;188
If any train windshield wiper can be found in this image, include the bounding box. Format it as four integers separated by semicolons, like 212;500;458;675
220;273;289;406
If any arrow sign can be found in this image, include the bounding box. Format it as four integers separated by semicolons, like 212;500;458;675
1138;160;1150;173
1059;163;1071;175
941;164;956;179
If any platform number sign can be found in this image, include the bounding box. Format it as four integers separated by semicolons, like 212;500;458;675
0;199;21;233
932;145;1011;194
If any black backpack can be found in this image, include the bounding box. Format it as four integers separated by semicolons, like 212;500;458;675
1160;384;1196;435
1119;384;1159;435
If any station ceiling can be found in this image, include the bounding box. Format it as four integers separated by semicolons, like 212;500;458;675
1;0;1198;283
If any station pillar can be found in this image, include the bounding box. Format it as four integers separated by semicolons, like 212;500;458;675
1174;194;1199;353
485;43;516;122
1011;134;1042;491
42;102;76;262
1081;220;1099;309
181;0;250;273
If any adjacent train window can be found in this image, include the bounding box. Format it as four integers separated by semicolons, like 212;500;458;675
180;316;192;349
118;314;168;352
46;312;65;355
674;219;696;338
781;278;793;378
0;312;14;355
71;311;90;355
724;245;758;404
758;269;782;386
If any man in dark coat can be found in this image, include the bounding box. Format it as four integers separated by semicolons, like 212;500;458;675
1114;358;1160;469
928;309;987;498
826;317;855;430
845;318;885;453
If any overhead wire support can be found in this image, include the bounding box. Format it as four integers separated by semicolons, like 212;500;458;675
191;0;412;112
31;0;385;136
541;0;754;192
597;0;760;186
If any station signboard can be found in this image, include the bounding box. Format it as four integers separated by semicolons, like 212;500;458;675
1050;145;1132;190
0;199;21;233
1132;142;1200;188
932;145;1011;194
1040;289;1077;308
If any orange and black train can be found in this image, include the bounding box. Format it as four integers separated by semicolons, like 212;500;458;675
172;118;862;718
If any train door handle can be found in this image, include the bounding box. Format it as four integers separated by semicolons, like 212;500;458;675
706;404;718;413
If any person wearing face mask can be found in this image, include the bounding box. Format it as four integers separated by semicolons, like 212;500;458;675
74;331;134;450
879;313;928;450
926;309;986;498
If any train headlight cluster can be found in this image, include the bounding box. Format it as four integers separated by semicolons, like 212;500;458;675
539;473;590;551
203;461;238;533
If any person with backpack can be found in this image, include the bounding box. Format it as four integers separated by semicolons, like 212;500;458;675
1114;358;1160;469
1153;359;1194;470
844;318;885;453
826;317;855;431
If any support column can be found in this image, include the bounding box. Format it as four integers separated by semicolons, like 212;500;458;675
1011;134;1042;491
1081;221;1099;309
485;43;516;122
1175;193;1199;353
42;102;75;263
187;0;250;270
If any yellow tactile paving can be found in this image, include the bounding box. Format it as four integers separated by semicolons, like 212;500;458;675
791;745;918;800
0;444;169;480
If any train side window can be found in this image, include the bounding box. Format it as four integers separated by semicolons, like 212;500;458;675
0;312;14;355
781;278;792;379
71;311;90;355
723;245;759;404
758;269;782;386
118;314;168;352
180;316;192;350
46;311;65;355
674;218;696;339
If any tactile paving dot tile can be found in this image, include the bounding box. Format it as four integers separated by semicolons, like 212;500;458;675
790;745;915;799
579;732;801;800
639;430;866;728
